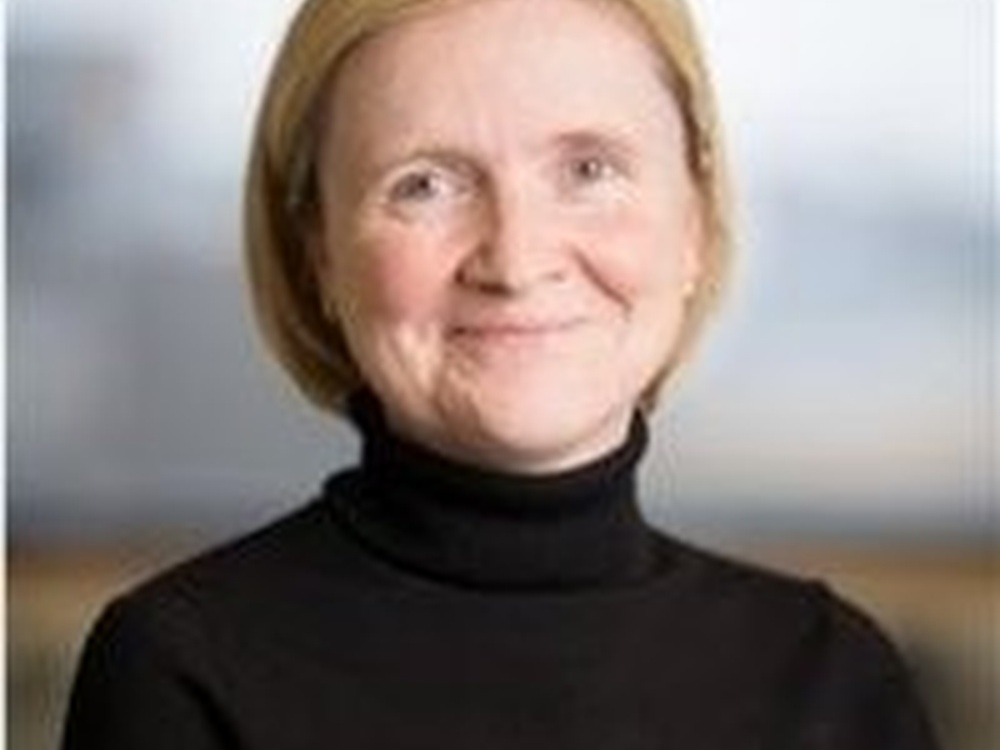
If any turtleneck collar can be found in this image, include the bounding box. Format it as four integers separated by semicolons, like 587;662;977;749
325;391;659;591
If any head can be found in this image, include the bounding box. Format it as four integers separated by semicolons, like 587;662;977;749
245;0;731;470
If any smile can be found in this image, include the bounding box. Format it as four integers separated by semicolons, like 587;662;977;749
448;318;587;340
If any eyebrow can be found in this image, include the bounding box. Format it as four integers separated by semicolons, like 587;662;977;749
348;120;649;191
548;128;641;161
355;144;472;186
402;125;636;160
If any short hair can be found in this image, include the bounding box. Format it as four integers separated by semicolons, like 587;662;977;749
244;0;732;412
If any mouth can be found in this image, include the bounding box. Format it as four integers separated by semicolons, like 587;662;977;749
448;317;587;341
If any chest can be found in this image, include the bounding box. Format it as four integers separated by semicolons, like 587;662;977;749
204;590;792;750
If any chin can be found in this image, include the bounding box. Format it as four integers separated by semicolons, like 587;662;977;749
439;384;634;473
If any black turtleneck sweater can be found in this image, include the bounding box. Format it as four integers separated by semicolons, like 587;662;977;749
62;401;939;749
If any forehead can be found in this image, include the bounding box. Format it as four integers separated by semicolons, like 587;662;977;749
324;0;675;136
353;0;661;57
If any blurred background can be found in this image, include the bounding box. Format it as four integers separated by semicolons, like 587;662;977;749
7;0;996;748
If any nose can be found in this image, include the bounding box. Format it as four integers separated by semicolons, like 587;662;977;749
458;181;568;295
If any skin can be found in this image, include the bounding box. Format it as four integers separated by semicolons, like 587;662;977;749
312;0;704;474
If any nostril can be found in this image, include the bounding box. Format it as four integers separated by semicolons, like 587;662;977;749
457;249;529;295
458;233;568;295
464;275;524;296
457;245;568;296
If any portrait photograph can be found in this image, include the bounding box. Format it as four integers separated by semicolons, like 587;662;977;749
7;0;995;748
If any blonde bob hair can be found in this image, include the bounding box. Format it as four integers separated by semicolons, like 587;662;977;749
244;0;731;412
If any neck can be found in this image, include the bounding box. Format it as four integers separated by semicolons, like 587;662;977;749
329;391;659;590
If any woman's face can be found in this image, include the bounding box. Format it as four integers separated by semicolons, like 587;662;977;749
314;0;703;473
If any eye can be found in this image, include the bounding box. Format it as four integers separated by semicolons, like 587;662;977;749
568;155;616;184
386;165;469;206
559;150;630;198
390;171;441;202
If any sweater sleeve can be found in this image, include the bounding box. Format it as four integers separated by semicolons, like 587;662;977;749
784;586;941;750
61;592;235;750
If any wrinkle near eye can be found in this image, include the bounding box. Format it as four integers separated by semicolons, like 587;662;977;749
564;153;625;187
555;156;633;209
545;129;639;205
388;169;451;203
378;159;480;222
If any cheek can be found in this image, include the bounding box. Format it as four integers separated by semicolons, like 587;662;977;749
581;203;695;304
334;226;455;327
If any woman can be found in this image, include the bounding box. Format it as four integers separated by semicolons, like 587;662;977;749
62;0;940;747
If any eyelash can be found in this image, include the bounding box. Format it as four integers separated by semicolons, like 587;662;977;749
386;166;469;205
378;150;630;216
562;153;627;189
569;155;613;181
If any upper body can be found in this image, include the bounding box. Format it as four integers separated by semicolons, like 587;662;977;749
63;396;939;749
62;0;941;746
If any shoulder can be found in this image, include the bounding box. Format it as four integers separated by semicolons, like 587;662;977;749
650;532;939;747
79;473;368;662
128;470;372;605
652;530;914;676
62;478;376;748
74;494;323;650
648;530;833;633
123;496;335;610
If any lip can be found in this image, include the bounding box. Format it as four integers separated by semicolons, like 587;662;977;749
448;317;587;340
